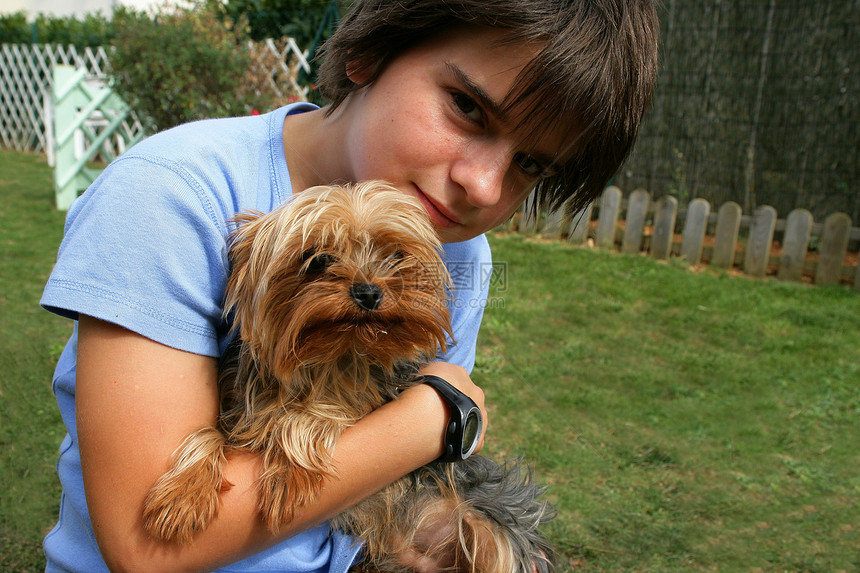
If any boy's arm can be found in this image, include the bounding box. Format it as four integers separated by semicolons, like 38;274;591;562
76;315;484;573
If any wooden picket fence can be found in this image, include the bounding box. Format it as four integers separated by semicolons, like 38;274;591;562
512;187;860;291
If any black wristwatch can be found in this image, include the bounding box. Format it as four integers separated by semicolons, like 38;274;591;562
417;375;483;463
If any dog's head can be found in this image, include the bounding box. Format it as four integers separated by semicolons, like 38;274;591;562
224;181;452;381
351;456;558;573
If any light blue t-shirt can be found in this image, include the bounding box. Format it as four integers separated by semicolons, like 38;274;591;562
40;103;492;572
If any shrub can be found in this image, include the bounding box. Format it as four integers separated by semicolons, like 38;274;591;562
0;12;30;44
110;1;274;131
0;11;114;46
33;12;115;46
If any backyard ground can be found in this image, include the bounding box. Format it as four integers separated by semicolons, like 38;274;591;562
2;150;859;571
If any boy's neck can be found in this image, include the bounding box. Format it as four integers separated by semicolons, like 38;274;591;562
282;105;350;194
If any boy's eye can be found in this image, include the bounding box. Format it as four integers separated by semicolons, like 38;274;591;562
452;92;483;123
513;152;549;178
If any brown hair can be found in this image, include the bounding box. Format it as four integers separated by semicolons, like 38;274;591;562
316;0;660;213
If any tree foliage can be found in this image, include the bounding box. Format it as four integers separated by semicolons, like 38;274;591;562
217;0;336;46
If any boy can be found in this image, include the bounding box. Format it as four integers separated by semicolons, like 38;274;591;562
40;0;658;570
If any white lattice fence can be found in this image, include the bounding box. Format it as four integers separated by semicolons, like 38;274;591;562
247;37;312;102
0;43;146;154
1;40;310;155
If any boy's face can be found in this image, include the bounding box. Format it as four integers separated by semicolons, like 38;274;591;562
337;27;567;244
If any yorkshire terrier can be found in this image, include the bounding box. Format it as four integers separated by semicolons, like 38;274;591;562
142;181;556;571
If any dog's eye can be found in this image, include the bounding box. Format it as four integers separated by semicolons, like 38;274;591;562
379;250;404;270
303;250;336;274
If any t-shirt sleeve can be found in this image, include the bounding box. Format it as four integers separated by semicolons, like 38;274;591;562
40;154;232;357
438;235;493;373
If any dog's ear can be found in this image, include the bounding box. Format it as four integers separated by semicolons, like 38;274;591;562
224;211;266;329
460;511;516;573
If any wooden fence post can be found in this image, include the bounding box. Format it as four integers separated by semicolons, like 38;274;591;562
855;257;860;292
51;64;144;210
651;195;678;260
743;205;777;277
542;206;565;239
680;198;711;264
777;208;813;282
712;201;742;268
567;204;594;245
596;186;622;249
509;187;859;291
519;190;540;234
52;66;97;210
621;189;651;254
815;212;852;285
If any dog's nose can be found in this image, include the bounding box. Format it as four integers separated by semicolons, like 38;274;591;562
351;283;383;311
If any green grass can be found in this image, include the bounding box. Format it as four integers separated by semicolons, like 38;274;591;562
478;234;860;572
0;152;72;571
2;149;859;571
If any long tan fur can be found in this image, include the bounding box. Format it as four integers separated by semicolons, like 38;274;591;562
142;182;556;572
143;182;451;539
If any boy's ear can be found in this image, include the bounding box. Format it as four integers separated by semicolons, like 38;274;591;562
345;59;373;86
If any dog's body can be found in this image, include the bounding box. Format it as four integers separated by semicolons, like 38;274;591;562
142;182;555;572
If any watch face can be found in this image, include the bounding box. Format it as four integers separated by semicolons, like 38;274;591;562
462;409;481;456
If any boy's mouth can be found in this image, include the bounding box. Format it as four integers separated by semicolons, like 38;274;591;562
412;186;459;229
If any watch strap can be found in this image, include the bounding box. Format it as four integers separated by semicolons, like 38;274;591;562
417;374;483;462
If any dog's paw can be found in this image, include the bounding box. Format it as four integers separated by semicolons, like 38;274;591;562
142;427;228;543
258;465;327;532
143;481;222;544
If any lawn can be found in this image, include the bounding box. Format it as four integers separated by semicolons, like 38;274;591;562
2;150;859;571
478;234;860;571
0;152;72;571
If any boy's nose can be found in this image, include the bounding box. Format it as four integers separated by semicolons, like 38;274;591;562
450;143;509;208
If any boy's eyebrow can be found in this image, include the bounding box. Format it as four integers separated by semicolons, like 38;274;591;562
445;62;509;122
446;61;562;170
